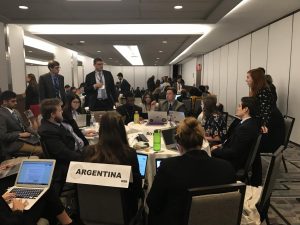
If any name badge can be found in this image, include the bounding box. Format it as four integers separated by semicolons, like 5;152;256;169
66;161;131;188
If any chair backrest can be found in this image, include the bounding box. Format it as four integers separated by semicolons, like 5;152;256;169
221;112;229;126
185;183;246;225
283;116;295;148
257;145;284;213
194;98;202;115
77;184;126;225
182;98;192;112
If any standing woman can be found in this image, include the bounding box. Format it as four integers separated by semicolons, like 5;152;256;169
25;73;40;130
246;68;284;185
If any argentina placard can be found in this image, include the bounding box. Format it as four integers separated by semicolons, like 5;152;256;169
66;161;132;188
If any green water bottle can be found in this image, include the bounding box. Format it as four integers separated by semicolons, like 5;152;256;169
153;129;161;151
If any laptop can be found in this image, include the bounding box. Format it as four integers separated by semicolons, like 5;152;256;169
155;158;164;172
18;135;40;145
175;94;181;100
6;159;56;210
161;127;178;151
137;153;148;178
169;111;185;124
76;114;87;128
147;111;168;125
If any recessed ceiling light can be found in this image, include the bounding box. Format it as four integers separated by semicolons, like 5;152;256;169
79;40;85;43
28;50;33;53
19;5;29;10
159;50;163;53
162;40;167;44
109;57;113;60
174;5;183;10
97;50;101;53
156;57;160;60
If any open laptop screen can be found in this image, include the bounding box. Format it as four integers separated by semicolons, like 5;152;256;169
162;127;177;146
137;153;148;178
16;161;54;185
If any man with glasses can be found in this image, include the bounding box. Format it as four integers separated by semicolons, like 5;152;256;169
0;91;42;156
39;60;66;104
84;57;117;111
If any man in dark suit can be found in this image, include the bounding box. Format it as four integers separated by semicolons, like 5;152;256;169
39;60;66;104
147;117;236;225
38;98;82;193
84;57;117;111
0;91;42;156
211;97;259;171
157;87;185;113
117;72;131;94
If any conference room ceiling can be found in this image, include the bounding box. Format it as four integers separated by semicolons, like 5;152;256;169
0;0;241;66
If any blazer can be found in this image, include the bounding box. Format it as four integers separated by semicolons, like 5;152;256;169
38;119;82;183
212;117;259;170
158;99;186;113
39;73;66;103
119;78;131;94
0;107;33;154
84;147;142;223
146;150;236;225
84;70;117;109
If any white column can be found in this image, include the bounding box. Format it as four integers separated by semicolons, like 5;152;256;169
7;24;26;94
54;48;73;87
0;22;9;92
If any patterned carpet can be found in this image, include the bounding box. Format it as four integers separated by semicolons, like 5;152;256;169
262;143;300;225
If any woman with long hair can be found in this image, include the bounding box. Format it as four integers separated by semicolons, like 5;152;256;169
25;73;40;130
84;112;142;222
141;92;156;113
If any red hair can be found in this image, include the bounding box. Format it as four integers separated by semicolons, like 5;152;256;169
247;68;267;96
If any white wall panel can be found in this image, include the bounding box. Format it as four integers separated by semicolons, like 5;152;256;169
122;66;135;88
251;27;269;69
288;12;300;142
219;45;228;111
146;66;158;81
207;52;214;91
267;15;293;114
203;54;209;85
157;66;170;80
227;41;238;115
134;67;146;89
182;58;197;86
237;35;251;104
212;49;220;97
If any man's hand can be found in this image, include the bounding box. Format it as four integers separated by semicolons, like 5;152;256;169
12;199;28;212
2;192;16;203
211;144;222;151
261;126;268;134
19;132;31;138
93;83;103;89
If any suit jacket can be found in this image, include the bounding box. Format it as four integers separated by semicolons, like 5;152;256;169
84;70;117;110
38;119;82;183
158;99;186;113
119;79;131;94
212;117;259;170
0;107;33;154
146;150;236;225
39;73;66;103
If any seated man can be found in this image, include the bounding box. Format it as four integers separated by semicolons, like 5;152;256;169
116;92;142;125
0;91;42;156
211;97;259;171
157;87;186;113
147;117;236;225
38;98;83;193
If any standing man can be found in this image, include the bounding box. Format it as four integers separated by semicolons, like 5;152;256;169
84;58;117;111
39;60;66;104
117;72;131;95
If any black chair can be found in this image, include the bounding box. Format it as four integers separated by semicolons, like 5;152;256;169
257;145;284;225
193;98;202;117
221;112;229;126
182;98;192;116
184;183;246;225
282;116;295;172
236;134;262;184
77;184;128;225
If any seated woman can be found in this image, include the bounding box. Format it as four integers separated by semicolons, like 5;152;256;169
146;117;236;225
141;92;156;113
84;111;142;223
62;94;92;146
199;95;227;144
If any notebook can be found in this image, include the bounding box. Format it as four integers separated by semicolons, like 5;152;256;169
147;111;168;125
7;159;56;210
137;153;148;178
161;127;178;151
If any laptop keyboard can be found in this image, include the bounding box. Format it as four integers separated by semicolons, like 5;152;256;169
10;188;43;199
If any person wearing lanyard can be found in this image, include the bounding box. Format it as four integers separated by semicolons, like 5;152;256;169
84;57;117;111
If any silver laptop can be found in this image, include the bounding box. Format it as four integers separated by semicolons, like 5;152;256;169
7;159;56;210
169;111;185;124
147;111;168;125
76;114;87;128
161;127;178;151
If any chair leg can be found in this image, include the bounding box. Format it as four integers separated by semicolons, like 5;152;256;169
282;155;288;173
265;214;271;225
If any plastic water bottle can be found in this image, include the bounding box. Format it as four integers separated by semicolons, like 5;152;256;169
153;129;161;152
134;111;139;124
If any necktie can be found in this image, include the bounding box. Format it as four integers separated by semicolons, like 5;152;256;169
12;110;25;131
53;76;60;98
168;104;172;113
